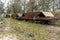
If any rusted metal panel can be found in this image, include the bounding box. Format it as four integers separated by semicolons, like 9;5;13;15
20;12;55;21
5;12;55;22
34;17;54;21
5;14;12;18
11;13;18;19
21;12;45;19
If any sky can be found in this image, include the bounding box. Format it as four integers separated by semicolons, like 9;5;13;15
1;0;10;7
1;0;10;4
1;0;29;7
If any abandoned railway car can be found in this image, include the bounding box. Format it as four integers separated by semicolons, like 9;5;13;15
11;13;18;19
5;12;54;23
17;12;54;21
5;14;12;18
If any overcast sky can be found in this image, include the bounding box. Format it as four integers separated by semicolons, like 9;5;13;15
1;0;10;7
1;0;29;7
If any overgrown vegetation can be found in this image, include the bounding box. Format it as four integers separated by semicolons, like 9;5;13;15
0;18;60;40
51;11;60;25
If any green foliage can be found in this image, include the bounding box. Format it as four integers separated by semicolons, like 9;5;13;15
6;0;57;13
26;0;56;12
0;1;4;14
7;0;22;13
27;0;38;12
50;11;60;25
12;3;22;13
38;0;51;11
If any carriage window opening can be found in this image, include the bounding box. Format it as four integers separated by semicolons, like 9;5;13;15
22;14;25;17
37;13;45;18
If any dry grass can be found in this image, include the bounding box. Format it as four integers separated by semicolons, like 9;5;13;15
0;18;60;40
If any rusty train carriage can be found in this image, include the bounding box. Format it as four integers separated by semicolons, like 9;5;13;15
5;12;55;23
11;13;18;19
5;14;12;18
17;12;54;21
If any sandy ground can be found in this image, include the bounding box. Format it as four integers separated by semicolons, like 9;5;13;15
44;25;60;40
0;34;18;40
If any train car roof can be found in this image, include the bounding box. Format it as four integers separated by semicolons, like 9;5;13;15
22;12;54;18
42;12;54;17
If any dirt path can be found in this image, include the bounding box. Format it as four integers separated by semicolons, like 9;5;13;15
44;24;60;40
0;34;18;40
48;25;60;33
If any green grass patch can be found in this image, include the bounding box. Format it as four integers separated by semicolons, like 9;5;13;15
0;18;60;40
